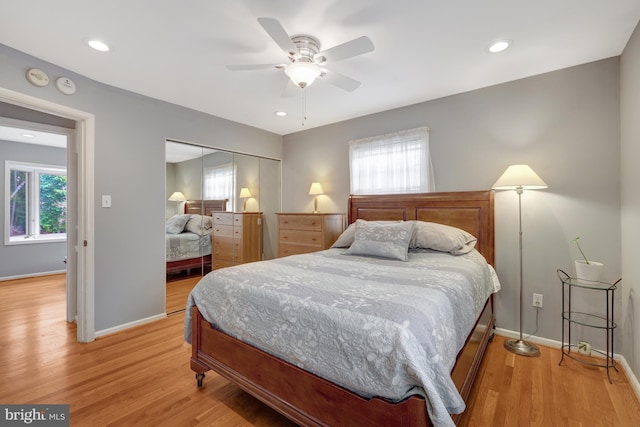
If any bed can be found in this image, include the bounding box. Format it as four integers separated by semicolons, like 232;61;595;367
186;191;497;427
166;199;227;275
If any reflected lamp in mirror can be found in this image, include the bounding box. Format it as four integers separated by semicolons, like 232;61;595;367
239;187;252;212
168;191;186;213
308;182;324;213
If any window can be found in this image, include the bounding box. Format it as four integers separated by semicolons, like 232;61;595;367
349;127;434;195
5;161;67;244
203;163;235;211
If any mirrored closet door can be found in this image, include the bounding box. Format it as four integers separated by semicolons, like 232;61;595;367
165;140;281;289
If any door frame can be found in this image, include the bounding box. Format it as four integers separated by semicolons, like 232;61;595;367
0;86;96;342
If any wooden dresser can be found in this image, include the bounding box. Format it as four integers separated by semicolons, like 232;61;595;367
212;212;263;269
276;213;345;258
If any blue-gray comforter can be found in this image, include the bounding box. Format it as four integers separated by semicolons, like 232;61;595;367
184;248;500;427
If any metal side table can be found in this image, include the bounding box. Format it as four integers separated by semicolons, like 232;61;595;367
557;269;620;383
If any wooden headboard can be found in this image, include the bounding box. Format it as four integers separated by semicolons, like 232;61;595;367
348;191;495;266
184;199;228;216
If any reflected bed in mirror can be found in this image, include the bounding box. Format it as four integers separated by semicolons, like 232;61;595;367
166;199;228;281
165;139;282;311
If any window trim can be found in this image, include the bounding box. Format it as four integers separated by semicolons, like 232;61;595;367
4;160;67;245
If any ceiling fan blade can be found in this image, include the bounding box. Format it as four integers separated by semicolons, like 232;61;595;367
315;36;374;63
226;63;281;71
320;69;361;92
257;17;298;55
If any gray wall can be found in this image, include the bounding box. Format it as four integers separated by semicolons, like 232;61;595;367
621;22;640;380
0;44;282;332
0;140;67;278
283;58;623;359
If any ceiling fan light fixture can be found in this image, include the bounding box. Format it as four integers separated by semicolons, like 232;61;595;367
285;62;321;88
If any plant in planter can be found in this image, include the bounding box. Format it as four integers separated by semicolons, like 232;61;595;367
572;237;603;283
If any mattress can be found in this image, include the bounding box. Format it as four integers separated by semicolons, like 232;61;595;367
184;248;500;427
166;231;211;262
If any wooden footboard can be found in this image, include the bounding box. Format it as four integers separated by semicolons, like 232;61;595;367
190;296;495;427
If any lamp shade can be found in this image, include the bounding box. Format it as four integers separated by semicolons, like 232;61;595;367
168;191;186;202
285;62;321;88
308;182;324;195
239;187;252;198
492;165;548;190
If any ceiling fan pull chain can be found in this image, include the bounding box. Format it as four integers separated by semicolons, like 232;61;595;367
302;89;307;127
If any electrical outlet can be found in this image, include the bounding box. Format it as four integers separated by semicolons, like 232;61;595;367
532;293;543;308
577;340;592;356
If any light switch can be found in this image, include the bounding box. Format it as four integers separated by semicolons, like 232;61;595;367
102;195;112;208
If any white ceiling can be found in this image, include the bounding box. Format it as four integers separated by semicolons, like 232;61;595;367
1;1;639;136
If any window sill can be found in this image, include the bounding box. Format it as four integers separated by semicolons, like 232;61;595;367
6;235;67;245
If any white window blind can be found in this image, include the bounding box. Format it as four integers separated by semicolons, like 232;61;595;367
203;163;235;211
349;127;434;195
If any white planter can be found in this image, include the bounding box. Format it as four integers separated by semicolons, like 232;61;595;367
575;260;603;283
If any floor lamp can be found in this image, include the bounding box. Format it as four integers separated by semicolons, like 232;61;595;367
493;164;548;357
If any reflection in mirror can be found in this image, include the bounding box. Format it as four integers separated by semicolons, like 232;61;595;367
165;143;208;282
164;140;281;313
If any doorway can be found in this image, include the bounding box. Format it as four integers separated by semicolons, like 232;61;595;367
0;87;95;343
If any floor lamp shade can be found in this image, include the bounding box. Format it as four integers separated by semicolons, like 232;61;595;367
492;164;547;357
492;164;548;191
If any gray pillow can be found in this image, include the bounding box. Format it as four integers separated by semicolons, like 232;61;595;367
331;220;403;248
165;214;191;234
184;214;212;235
409;221;477;255
347;219;415;261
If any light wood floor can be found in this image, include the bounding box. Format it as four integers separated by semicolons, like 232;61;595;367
2;274;640;426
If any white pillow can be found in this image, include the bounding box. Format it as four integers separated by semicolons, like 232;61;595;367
184;214;213;235
346;219;415;261
409;221;477;255
165;214;191;234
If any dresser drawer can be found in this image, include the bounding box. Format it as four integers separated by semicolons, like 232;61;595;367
212;236;233;261
233;227;244;240
232;214;245;228
278;242;317;257
213;259;234;270
212;224;233;237
278;215;322;231
213;212;234;225
279;229;323;247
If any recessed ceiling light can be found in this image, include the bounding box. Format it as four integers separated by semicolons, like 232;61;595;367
274;111;287;117
87;40;110;52
488;40;512;53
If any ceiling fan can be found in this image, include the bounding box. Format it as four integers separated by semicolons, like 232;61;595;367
226;17;374;93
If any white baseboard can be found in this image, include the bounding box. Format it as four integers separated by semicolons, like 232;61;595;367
0;269;66;282
495;327;640;402
95;313;167;338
